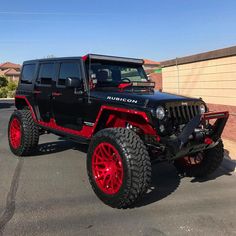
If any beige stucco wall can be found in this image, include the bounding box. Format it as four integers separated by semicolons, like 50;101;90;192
162;56;236;106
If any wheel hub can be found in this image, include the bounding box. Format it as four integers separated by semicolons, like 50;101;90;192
183;153;204;165
92;142;124;195
9;117;22;149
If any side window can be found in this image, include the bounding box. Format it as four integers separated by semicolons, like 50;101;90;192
21;64;36;84
37;63;54;85
58;62;81;86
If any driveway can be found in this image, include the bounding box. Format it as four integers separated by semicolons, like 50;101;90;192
0;100;235;236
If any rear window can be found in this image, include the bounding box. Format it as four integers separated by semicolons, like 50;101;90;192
58;62;81;86
37;63;54;85
21;64;36;84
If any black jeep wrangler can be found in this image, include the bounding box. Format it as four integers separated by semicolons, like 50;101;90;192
8;54;228;208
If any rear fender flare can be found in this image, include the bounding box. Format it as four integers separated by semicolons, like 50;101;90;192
15;96;37;121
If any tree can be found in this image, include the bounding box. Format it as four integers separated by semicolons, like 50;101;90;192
0;87;8;98
7;81;18;91
0;76;8;87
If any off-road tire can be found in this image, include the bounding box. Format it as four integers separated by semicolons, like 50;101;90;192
8;110;39;156
87;128;151;208
174;140;224;177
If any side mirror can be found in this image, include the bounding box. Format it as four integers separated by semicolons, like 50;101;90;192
65;77;82;88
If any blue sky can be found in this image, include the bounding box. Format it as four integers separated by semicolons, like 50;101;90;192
0;0;236;64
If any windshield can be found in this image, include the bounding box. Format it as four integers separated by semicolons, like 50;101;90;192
89;61;148;87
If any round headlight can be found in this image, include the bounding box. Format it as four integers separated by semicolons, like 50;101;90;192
156;106;165;120
199;104;206;114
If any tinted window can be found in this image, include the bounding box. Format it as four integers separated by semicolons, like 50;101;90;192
58;62;81;86
38;63;54;85
21;64;36;83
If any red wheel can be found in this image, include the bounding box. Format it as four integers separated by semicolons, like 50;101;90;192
9;117;22;149
181;153;204;166
8;110;39;156
174;141;224;177
87;128;151;208
92;142;124;195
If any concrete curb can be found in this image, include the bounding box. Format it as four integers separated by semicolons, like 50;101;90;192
222;155;236;173
0;98;14;101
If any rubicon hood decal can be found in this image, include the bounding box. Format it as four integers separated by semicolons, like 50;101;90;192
107;96;138;104
90;90;200;108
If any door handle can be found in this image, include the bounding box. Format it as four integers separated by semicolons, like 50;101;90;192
33;90;41;94
52;92;62;96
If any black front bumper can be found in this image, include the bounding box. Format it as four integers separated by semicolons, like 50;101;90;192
162;111;229;160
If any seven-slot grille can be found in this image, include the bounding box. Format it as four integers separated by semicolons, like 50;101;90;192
166;101;201;124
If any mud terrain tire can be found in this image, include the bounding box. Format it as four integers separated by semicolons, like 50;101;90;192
87;128;151;208
174;140;224;177
8;110;39;156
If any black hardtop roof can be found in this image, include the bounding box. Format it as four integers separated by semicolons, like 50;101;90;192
87;54;144;64
23;54;144;65
23;57;82;64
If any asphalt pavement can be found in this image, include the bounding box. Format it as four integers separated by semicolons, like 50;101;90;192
0;100;235;236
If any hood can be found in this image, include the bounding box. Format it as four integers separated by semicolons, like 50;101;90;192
90;89;201;108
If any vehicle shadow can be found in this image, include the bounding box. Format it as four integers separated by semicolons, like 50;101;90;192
31;139;182;208
190;167;232;183
28;138;182;207
224;149;236;171
135;154;235;207
191;149;235;183
27;139;234;207
134;162;181;208
30;139;88;157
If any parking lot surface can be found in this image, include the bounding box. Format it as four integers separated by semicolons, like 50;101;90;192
0;100;236;236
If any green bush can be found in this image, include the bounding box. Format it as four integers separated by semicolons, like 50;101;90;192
0;76;8;87
0;80;18;98
0;87;8;98
7;90;16;98
7;81;18;91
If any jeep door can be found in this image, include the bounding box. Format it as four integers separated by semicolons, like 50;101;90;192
34;62;55;122
52;60;85;130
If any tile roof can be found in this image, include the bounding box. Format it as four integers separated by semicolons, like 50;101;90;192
0;62;21;70
0;69;8;76
143;59;160;65
4;68;20;76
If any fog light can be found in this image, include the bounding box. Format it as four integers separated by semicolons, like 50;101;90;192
159;124;165;133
